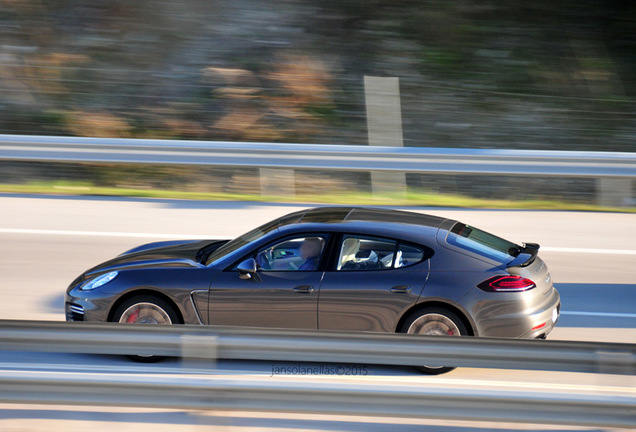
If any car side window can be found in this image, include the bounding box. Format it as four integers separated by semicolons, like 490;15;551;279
395;243;425;268
255;236;326;272
337;236;397;271
337;236;427;271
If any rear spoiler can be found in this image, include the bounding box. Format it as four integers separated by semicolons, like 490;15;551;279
506;243;540;268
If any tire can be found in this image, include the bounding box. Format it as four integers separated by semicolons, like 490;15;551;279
400;307;468;375
111;295;179;363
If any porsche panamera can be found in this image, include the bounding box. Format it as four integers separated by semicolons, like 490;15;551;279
65;207;560;374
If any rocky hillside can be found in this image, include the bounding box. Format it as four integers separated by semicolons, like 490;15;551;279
0;0;634;151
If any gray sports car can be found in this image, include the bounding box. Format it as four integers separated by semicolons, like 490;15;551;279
65;207;560;373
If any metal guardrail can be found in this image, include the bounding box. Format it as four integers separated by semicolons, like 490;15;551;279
0;320;634;374
0;134;635;177
2;370;634;428
0;321;635;427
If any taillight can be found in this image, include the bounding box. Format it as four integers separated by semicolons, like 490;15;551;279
478;275;536;292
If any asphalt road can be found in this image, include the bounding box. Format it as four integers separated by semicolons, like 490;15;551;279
0;194;635;431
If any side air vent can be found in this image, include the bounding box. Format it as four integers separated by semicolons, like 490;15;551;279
65;303;85;321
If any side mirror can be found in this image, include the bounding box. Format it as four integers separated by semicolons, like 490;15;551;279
237;258;257;280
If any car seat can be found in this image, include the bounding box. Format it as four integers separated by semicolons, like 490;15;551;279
338;237;360;270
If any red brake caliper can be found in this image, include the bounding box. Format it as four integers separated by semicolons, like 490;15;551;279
126;308;140;323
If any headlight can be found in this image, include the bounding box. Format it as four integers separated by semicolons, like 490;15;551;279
81;271;118;291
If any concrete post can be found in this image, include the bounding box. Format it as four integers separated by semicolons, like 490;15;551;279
260;167;295;197
597;178;633;207
364;76;407;198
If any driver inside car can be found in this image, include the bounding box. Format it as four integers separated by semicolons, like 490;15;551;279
298;237;324;271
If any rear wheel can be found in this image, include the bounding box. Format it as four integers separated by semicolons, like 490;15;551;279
401;307;468;375
111;295;179;363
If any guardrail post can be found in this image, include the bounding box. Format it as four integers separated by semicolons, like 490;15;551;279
595;349;636;375
364;76;407;198
180;334;217;370
596;177;633;207
259;168;295;197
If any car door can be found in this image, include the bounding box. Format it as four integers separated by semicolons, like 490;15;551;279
208;234;328;329
318;234;430;332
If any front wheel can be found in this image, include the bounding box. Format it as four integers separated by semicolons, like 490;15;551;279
401;307;468;375
111;295;179;363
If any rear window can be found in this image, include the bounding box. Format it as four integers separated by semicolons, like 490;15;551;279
447;223;519;262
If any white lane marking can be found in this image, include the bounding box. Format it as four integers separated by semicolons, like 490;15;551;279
1;228;636;255
561;311;636;319
542;246;636;255
0;228;231;240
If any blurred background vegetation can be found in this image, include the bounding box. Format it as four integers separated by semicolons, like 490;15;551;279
0;0;634;207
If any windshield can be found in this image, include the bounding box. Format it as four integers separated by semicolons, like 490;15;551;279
205;214;300;265
447;223;520;262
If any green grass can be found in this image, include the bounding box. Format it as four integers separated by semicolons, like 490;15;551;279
1;181;634;213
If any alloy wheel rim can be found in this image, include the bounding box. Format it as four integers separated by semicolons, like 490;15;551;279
119;302;172;325
407;313;461;370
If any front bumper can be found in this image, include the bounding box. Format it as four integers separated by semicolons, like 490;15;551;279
64;289;112;323
65;302;85;321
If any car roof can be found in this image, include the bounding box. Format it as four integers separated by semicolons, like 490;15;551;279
295;207;447;226
275;207;453;243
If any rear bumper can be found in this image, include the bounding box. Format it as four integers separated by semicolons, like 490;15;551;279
471;287;561;339
520;300;560;339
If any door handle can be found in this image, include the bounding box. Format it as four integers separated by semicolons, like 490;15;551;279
293;285;315;294
390;285;411;294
